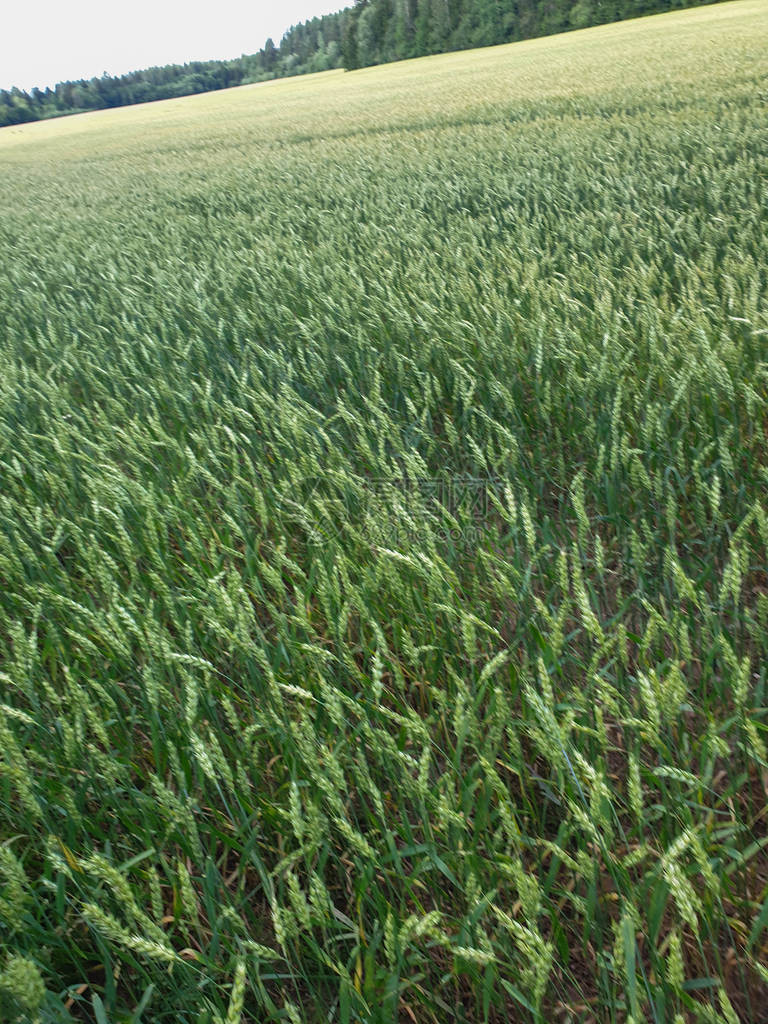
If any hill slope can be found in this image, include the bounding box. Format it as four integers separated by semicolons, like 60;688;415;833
0;0;724;127
0;3;767;1021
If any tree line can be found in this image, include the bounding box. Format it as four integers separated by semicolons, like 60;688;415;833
1;0;717;129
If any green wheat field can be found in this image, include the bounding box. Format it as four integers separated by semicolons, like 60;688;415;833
1;2;767;1021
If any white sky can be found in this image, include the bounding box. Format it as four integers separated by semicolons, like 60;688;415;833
0;1;347;92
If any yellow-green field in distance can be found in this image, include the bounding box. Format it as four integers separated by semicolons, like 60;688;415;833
0;3;767;1022
0;0;765;163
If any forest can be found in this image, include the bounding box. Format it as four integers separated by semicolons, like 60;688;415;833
1;0;718;128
